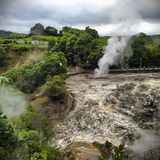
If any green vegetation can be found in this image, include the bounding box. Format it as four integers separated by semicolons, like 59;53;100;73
0;110;18;160
11;44;34;52
0;46;8;66
0;31;67;158
0;76;12;85
3;51;67;93
11;43;47;53
50;26;107;69
85;26;99;39
31;35;57;42
1;24;159;71
30;23;58;37
44;75;66;100
0;30;12;38
96;141;125;160
0;24;160;160
44;26;58;36
129;33;160;68
9;33;27;39
0;107;62;160
30;23;45;35
14;106;54;142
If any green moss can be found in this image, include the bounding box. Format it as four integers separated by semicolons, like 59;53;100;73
31;97;48;108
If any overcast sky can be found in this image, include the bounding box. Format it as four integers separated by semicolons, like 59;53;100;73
0;0;160;35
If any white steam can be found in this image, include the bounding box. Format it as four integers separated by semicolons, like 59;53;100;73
109;0;142;36
94;36;132;77
130;131;160;156
0;85;27;116
94;0;142;77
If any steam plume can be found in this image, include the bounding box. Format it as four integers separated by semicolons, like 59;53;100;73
94;36;132;77
130;131;160;158
94;0;142;77
0;85;27;116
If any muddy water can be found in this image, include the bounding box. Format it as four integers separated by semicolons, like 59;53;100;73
54;73;160;159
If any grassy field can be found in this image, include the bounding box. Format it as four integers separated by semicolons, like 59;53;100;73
0;34;51;74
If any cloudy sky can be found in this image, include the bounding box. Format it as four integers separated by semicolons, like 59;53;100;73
0;0;160;35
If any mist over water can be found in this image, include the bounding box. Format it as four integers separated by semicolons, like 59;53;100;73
94;36;132;77
0;85;27;116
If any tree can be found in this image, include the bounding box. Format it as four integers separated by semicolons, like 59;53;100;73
18;130;42;156
129;33;149;68
0;76;12;85
61;26;83;36
48;40;56;51
4;52;67;93
75;32;93;45
44;75;66;100
19;106;54;142
9;106;61;160
0;47;8;67
85;26;99;39
44;26;58;36
65;35;78;65
30;23;44;35
50;27;106;69
0;110;18;160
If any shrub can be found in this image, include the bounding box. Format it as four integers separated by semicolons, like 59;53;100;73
11;44;34;53
30;23;44;35
0;46;8;66
2;39;13;44
9;106;61;160
32;35;57;41
85;26;99;39
18;130;42;156
44;75;66;100
0;111;18;160
0;76;12;85
30;145;62;160
9;33;27;39
44;26;58;36
51;26;107;69
96;140;125;160
19;106;54;142
3;52;67;93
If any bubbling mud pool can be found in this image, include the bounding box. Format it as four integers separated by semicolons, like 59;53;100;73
54;73;160;159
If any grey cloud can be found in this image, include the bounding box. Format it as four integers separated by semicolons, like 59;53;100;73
0;0;111;25
0;0;160;35
135;0;160;22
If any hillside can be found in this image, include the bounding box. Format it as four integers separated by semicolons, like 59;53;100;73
0;25;160;160
0;30;13;38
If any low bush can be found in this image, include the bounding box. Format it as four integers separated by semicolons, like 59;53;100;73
11;44;34;52
44;75;66;100
32;35;57;42
0;46;8;66
3;52;67;93
9;33;27;39
8;106;61;160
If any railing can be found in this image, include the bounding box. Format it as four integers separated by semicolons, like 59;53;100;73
67;67;160;76
109;67;160;73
